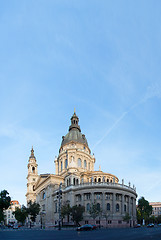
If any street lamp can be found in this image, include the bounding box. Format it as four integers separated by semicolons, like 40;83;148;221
57;182;62;230
40;211;46;229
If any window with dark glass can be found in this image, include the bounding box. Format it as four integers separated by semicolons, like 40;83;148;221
107;203;110;211
116;204;119;212
65;159;68;168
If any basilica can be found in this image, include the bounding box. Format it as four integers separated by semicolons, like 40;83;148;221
26;112;137;227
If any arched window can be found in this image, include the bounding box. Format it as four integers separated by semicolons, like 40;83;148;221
32;167;35;173
69;178;71;185
116;204;119;212
42;192;46;199
33;185;35;191
124;204;127;212
84;160;87;169
98;178;101;183
94;178;97;183
110;179;112;183
73;178;76;185
67;179;69;186
107;203;110;211
65;159;68;169
107;179;109;182
86;203;90;212
76;179;79;185
61;161;63;171
96;203;100;211
78;158;82;167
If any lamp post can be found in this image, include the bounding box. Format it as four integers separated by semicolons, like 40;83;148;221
57;182;62;230
40;211;46;229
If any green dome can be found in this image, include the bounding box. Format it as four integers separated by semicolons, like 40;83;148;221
61;112;88;147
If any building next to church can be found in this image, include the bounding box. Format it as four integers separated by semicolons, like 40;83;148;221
4;200;21;225
26;112;137;228
150;202;161;217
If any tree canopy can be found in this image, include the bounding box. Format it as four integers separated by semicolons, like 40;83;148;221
137;197;152;224
89;203;102;220
13;205;28;225
123;213;131;223
71;205;85;225
0;190;11;221
27;201;40;222
61;203;71;223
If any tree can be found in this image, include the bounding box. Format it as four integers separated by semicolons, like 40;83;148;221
61;203;71;224
27;201;40;222
71;205;85;226
156;215;161;224
89;203;102;220
137;197;152;224
13;205;28;225
0;190;11;221
123;213;131;223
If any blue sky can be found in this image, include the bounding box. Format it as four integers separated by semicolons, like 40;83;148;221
0;0;161;205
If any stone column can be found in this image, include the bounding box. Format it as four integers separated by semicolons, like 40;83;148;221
81;194;84;206
112;193;116;215
71;175;73;185
102;192;105;212
128;196;131;215
121;194;124;214
91;192;94;203
133;198;136;217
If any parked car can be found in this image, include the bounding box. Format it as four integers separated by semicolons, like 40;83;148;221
134;224;141;228
147;223;154;228
92;224;97;230
77;224;93;231
13;224;19;229
8;224;14;228
158;223;161;226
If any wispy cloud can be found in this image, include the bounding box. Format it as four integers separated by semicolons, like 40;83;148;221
93;81;161;149
142;82;161;102
92;111;128;150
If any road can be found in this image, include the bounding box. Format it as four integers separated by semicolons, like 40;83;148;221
1;227;161;240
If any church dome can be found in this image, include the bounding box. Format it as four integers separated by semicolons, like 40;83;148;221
61;112;88;147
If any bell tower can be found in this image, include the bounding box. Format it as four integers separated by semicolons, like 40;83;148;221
26;147;38;203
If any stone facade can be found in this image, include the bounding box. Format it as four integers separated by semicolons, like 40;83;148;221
26;112;137;227
4;200;21;225
150;202;161;217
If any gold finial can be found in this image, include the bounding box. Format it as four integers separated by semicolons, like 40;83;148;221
99;165;101;171
74;108;76;113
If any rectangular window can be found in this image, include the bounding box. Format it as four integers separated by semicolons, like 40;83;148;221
106;194;111;200
85;193;91;200
118;221;122;224
85;221;88;224
96;220;100;224
108;220;112;224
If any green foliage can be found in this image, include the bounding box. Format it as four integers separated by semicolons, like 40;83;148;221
27;201;40;222
89;203;102;220
0;210;3;222
149;215;155;224
137;197;152;224
13;205;28;225
0;190;11;221
123;213;131;223
156;215;161;223
71;205;85;225
137;209;142;224
0;190;11;211
61;203;71;222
